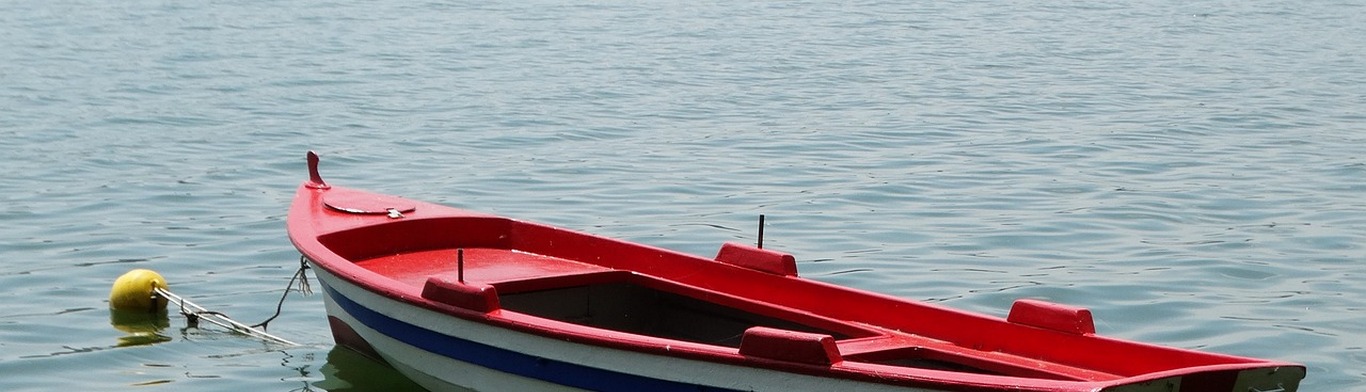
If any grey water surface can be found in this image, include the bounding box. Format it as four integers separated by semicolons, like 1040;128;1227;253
2;0;1363;390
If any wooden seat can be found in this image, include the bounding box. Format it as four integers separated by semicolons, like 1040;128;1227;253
739;326;842;365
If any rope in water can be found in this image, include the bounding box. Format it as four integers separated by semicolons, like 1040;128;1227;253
253;256;312;331
154;286;299;346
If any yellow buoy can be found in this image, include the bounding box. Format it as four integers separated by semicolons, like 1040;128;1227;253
109;269;169;312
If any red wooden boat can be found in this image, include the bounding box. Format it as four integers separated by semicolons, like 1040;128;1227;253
288;152;1304;392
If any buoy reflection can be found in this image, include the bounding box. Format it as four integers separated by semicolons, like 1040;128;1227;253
109;308;172;347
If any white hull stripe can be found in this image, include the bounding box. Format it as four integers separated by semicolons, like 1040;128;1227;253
325;284;749;392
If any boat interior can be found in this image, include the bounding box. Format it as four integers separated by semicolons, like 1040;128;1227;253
499;278;859;348
492;276;1098;380
317;216;1127;381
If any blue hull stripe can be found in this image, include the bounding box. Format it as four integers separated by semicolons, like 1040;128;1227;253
325;285;746;392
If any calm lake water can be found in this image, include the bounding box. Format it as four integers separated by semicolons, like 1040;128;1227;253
2;0;1363;390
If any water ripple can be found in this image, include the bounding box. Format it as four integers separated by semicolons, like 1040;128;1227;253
2;0;1364;390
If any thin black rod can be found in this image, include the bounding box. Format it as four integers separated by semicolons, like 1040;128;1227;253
457;248;465;283
757;214;766;249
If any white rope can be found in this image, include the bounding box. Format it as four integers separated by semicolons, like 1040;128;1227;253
154;287;299;346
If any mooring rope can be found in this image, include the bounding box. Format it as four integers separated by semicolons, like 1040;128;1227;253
252;256;312;331
154;286;299;346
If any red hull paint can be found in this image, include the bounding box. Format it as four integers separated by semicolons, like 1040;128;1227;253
289;152;1304;392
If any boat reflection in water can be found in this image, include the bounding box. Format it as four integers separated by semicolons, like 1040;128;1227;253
314;346;431;392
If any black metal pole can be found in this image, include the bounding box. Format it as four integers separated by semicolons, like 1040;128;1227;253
757;214;766;249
